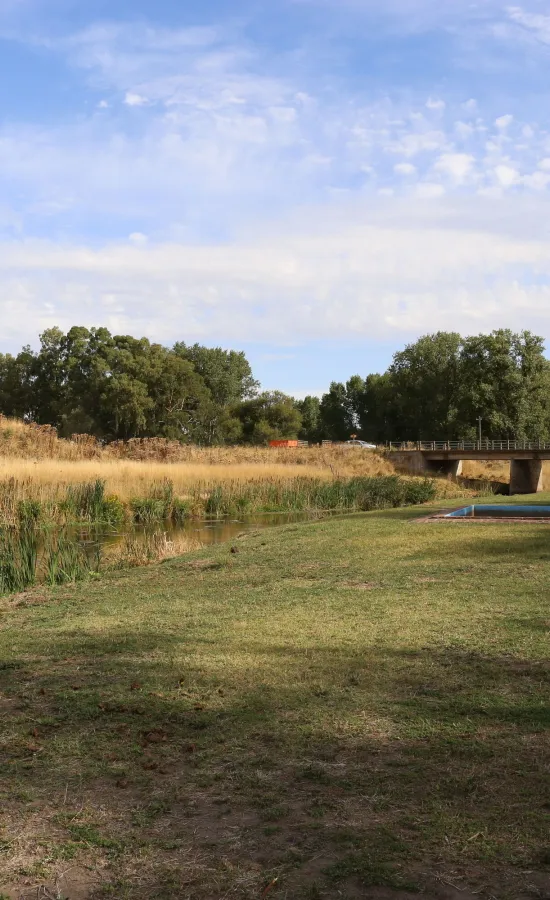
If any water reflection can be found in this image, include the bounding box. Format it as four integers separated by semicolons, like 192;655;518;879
96;511;324;550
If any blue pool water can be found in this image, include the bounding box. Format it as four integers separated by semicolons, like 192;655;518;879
446;505;550;519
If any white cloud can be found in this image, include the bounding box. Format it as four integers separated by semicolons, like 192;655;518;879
394;162;416;176
124;92;149;107
435;153;475;184
388;129;447;157
129;232;148;245
2;12;550;353
494;164;520;187
522;171;550;191
454;120;474;139
495;114;513;130
506;6;550;45
415;183;445;198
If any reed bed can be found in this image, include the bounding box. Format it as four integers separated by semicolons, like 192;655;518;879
202;475;437;516
0;523;203;594
0;473;440;527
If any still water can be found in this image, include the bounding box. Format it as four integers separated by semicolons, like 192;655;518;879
163;511;321;544
94;511;325;550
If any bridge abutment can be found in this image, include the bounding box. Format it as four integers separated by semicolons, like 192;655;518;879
391;451;463;479
509;459;543;494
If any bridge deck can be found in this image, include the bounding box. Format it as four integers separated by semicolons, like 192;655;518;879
387;442;550;460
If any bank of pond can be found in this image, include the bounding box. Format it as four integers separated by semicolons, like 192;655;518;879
0;474;437;594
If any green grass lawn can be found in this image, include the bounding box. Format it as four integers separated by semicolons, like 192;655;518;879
0;498;549;900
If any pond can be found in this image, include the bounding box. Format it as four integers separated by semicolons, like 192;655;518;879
92;511;327;550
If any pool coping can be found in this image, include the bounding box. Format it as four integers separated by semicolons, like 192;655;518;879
417;506;550;524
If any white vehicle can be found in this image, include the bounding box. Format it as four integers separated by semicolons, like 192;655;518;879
345;440;377;449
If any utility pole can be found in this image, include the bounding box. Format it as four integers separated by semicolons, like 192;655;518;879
477;416;482;449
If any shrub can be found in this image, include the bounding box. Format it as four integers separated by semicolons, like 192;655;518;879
102;496;127;527
130;498;168;524
403;478;437;505
171;498;190;524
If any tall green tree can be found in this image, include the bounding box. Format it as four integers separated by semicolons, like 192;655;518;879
173;343;258;443
0;326;252;444
2;325;550;445
457;330;550;440
388;332;462;439
234;392;302;444
319;381;359;441
296;395;322;443
0;348;35;419
173;343;258;405
356;373;396;443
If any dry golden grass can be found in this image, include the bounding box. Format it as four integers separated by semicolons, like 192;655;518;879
0;456;396;502
104;531;204;568
0;416;90;460
461;459;511;482
0;418;401;501
2;415;535;496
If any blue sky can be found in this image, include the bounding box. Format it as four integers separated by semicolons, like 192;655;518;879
2;0;550;395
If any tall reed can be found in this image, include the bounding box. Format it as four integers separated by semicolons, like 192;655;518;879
202;475;437;517
64;479;106;521
44;530;98;586
0;524;39;593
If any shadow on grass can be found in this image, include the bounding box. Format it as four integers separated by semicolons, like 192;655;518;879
419;522;550;560
0;629;548;899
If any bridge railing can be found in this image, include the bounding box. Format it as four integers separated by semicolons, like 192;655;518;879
387;440;550;451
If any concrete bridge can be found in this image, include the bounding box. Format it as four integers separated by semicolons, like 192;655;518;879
387;441;550;494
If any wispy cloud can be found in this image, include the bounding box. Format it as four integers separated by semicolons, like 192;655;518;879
506;6;550;45
2;195;550;347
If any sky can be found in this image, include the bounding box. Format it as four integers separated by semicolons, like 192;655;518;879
1;0;550;396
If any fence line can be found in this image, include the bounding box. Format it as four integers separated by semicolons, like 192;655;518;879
387;440;550;452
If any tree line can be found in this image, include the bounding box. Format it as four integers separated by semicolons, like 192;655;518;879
0;326;549;444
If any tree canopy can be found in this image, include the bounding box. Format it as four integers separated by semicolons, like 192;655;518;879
322;329;550;443
0;327;266;444
1;326;549;444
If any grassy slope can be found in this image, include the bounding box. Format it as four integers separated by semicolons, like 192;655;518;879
0;499;549;900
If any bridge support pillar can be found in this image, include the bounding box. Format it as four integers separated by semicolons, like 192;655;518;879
425;459;463;479
510;459;543;494
390;452;463;479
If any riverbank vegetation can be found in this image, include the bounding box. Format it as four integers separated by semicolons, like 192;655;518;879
0;474;440;593
0;473;440;526
0;506;547;899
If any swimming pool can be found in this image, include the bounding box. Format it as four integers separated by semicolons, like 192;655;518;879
445;505;550;519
